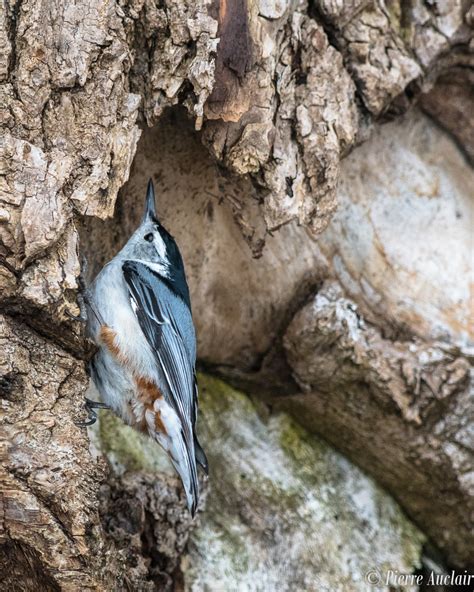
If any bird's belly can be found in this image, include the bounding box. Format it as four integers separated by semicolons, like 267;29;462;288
88;263;162;424
90;349;136;424
91;339;178;443
90;262;158;381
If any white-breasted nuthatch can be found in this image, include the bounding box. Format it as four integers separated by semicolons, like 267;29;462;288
83;180;208;516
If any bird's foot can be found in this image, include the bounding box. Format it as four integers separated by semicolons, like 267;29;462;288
66;256;91;324
75;397;110;427
78;254;89;293
65;288;93;324
65;308;87;324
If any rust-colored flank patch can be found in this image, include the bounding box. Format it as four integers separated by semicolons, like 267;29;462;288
154;410;167;435
100;325;122;359
100;324;168;436
136;375;163;404
135;377;167;435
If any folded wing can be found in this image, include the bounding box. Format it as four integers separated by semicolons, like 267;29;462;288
122;259;202;512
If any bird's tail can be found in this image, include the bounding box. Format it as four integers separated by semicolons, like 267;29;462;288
145;398;203;516
169;432;200;516
194;434;208;475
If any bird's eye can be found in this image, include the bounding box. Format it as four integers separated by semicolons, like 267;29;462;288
144;233;153;242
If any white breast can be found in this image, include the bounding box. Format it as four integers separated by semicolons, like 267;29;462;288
90;260;157;380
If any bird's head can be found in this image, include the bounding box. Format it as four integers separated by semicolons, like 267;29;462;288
125;179;185;276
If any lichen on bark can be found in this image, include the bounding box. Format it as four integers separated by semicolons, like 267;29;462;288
183;374;424;592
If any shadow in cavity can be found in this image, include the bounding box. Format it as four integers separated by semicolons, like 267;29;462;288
79;107;244;282
77;107;268;371
0;541;61;591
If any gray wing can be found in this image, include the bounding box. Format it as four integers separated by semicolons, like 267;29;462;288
122;260;197;442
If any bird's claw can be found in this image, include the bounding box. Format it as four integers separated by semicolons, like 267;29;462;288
65;309;87;324
75;397;109;427
85;397;109;409
65;287;90;324
75;415;97;428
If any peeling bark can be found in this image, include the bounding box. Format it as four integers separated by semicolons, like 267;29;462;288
99;473;198;592
420;66;474;164
281;281;473;567
0;314;108;589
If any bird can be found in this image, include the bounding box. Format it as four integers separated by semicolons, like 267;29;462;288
82;179;208;516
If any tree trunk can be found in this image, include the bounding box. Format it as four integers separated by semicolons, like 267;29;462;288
1;0;472;588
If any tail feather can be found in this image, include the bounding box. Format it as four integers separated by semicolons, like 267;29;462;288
169;434;199;517
145;400;200;516
194;435;208;475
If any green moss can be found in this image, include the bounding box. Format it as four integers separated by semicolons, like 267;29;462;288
197;372;255;416
96;371;425;585
278;414;325;466
190;373;425;589
373;487;425;569
384;0;413;45
98;410;172;474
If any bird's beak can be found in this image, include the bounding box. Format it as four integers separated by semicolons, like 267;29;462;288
143;178;156;221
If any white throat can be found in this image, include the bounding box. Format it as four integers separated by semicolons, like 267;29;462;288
154;232;167;260
132;259;170;278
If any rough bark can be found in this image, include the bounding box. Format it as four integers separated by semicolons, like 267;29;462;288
282;281;473;568
99;473;197;591
0;314;108;590
0;0;473;588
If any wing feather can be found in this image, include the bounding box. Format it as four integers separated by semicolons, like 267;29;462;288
122;259;209;491
122;260;197;435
